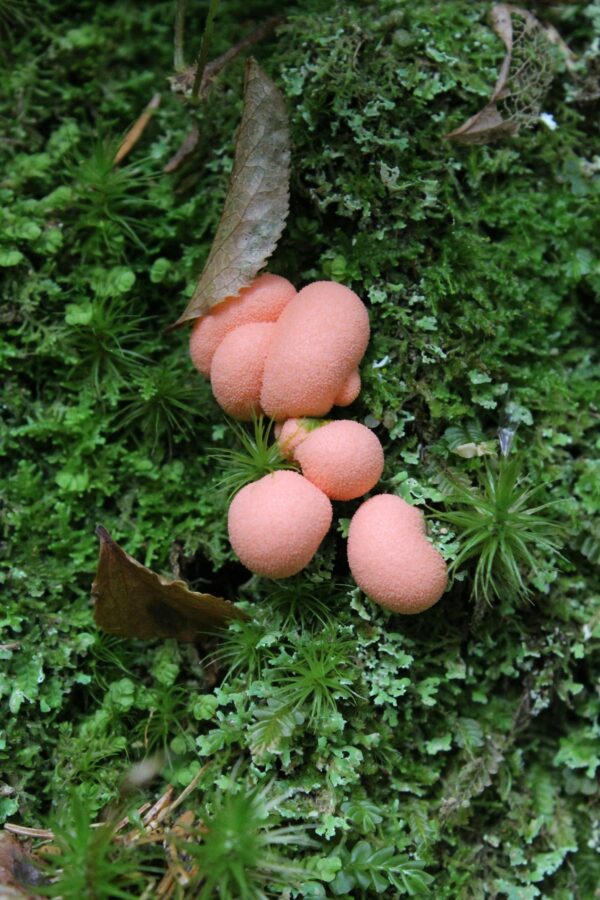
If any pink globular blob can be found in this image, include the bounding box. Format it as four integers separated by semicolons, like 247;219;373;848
260;281;370;420
347;494;448;614
210;322;275;420
277;418;311;459
189;273;296;377
228;471;332;578
295;420;384;500
334;369;361;407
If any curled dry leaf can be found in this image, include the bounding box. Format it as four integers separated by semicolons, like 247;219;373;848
163;125;200;174
171;57;290;327
92;526;247;641
114;93;161;165
0;831;44;899
446;4;555;144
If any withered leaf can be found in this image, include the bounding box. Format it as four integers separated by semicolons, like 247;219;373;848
446;4;552;144
0;832;44;899
114;93;161;165
163;125;200;174
171;57;290;327
92;527;247;641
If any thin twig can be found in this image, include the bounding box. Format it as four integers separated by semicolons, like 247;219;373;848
164;763;208;815
170;16;284;101
191;0;221;104
142;785;175;829
4;824;54;839
114;93;161;165
163;125;199;173
109;803;152;832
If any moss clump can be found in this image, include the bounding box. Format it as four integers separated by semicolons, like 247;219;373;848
1;1;598;896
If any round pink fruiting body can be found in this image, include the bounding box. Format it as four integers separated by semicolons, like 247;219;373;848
260;281;370;420
295;420;384;500
334;369;361;407
210;322;274;420
277;418;311;459
347;494;448;614
189;273;296;377
228;471;333;578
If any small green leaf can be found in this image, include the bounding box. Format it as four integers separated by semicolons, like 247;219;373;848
0;249;24;266
193;695;219;720
150;257;171;283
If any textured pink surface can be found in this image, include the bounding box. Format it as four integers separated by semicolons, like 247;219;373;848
210;322;274;420
228;471;332;578
295;420;384;500
277;418;309;459
334;369;361;406
347;494;448;614
261;281;370;420
189;273;296;377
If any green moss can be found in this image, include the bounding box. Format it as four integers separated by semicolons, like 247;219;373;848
1;0;599;896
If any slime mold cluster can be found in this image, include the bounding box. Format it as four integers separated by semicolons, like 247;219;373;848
190;275;448;614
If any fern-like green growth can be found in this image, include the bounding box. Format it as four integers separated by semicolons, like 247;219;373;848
210;619;271;681
269;631;359;726
181;776;315;899
64;296;146;392
38;792;153;898
118;361;206;455
68;137;152;257
214;416;298;498
436;456;562;605
331;840;433;896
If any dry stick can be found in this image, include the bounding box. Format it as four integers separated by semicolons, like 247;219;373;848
142;785;175;829
164;16;284;174
163;124;199;174
191;0;221;104
171;15;284;100
198;14;284;97
114;93;162;165
4;824;54;839
163;763;208;816
4;799;154;843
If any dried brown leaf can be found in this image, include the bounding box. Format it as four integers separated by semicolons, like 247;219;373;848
92;526;247;641
114;94;161;165
171;58;290;327
163;125;200;173
446;4;553;144
0;832;44;899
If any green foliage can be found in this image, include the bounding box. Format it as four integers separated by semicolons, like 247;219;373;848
331;841;433;896
1;0;599;897
39;793;151;898
181;777;315;899
64;295;146;393
437;455;563;604
67;137;152;257
210;618;271;680
213;415;298;497
118;360;208;455
267;630;359;725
